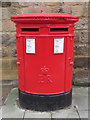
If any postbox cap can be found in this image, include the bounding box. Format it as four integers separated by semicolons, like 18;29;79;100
11;11;79;23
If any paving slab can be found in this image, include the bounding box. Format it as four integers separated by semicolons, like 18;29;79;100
72;87;88;96
78;110;88;119
0;108;2;120
88;110;90;120
88;88;90;110
24;110;51;119
72;87;88;111
0;86;2;109
2;84;17;105
1;87;89;119
51;105;79;118
1;88;25;119
24;119;51;120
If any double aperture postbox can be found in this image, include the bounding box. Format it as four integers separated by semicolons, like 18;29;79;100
11;11;79;111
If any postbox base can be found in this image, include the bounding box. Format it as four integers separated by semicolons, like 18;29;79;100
19;89;72;111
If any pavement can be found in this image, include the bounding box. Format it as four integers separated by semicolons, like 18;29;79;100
0;87;89;119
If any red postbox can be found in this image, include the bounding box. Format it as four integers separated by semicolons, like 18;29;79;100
11;11;79;111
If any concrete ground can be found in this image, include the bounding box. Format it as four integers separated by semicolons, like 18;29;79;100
0;87;89;119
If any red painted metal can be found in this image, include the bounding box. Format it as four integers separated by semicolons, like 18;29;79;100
11;12;79;94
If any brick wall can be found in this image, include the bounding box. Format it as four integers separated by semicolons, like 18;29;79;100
1;2;89;85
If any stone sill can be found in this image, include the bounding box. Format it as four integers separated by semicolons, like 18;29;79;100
73;81;90;87
1;79;90;87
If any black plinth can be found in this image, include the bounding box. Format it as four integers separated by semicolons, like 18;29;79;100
19;89;72;111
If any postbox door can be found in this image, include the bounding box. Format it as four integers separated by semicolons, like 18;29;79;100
23;36;66;94
16;37;25;91
65;37;74;91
